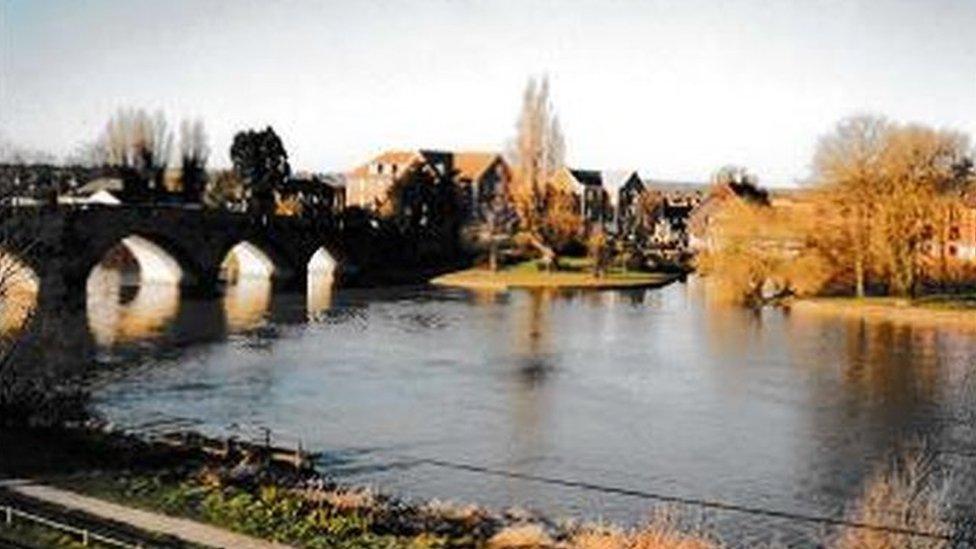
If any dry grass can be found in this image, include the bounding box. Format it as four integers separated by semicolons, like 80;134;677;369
421;499;487;522
570;509;716;549
319;487;376;512
295;483;377;512
833;451;951;549
488;523;554;548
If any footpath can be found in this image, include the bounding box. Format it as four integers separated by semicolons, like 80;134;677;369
0;479;290;549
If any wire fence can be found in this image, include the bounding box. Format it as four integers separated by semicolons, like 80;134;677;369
1;503;144;548
133;423;976;545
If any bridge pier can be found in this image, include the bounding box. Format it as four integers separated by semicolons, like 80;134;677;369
22;266;97;372
36;259;89;313
181;269;225;300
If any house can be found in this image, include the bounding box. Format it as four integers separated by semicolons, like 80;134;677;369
344;150;511;219
947;195;976;261
640;180;707;248
601;171;645;235
551;168;610;229
345;150;424;210
688;179;770;252
452;152;511;221
925;192;976;264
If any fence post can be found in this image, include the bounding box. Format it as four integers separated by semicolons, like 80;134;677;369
4;505;11;525
81;528;89;546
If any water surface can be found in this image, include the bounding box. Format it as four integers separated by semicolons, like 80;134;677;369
81;278;976;544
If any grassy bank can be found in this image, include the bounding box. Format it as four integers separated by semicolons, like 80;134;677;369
6;426;714;548
47;470;718;549
791;294;976;330
431;259;680;290
2;427;963;548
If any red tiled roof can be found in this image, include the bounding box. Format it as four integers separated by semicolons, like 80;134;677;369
348;150;421;177
453;152;500;181
349;150;504;181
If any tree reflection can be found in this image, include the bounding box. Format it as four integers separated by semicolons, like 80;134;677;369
841;320;941;406
501;289;559;503
514;290;556;387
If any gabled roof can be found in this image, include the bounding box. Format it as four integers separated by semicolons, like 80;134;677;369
348;150;422;177
600;170;642;194
453;152;502;181
349;149;506;182
568;169;603;187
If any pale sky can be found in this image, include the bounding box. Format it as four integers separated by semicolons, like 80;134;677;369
2;0;975;185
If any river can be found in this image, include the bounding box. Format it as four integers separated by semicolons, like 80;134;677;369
75;273;976;545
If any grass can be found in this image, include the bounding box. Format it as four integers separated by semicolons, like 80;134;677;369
43;463;722;549
431;259;679;290
3;425;963;548
32;450;964;549
48;473;430;548
0;520;96;548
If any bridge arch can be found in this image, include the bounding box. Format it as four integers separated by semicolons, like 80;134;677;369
306;246;340;317
86;233;198;289
220;241;286;284
307;246;339;279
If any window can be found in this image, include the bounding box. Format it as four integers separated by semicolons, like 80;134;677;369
949;226;960;240
949;245;958;257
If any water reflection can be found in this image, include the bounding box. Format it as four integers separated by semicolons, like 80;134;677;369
86;266;180;347
222;278;273;332
307;270;335;320
513;290;555;387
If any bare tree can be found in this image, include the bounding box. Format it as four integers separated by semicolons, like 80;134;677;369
98;108;174;199
873;124;972;296
507;76;575;268
813;115;890;297
179;118;210;202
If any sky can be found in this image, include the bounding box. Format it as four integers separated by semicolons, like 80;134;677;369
1;0;975;186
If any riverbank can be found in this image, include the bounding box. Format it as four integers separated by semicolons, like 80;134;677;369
1;426;715;548
431;259;680;290
790;295;976;331
2;425;963;548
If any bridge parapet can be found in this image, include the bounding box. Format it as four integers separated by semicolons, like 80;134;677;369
1;204;348;310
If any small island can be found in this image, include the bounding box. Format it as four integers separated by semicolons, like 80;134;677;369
432;258;681;290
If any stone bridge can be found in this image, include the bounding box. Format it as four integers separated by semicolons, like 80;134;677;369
2;204;356;309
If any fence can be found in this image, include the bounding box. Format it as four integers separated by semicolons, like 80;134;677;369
2;503;144;548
